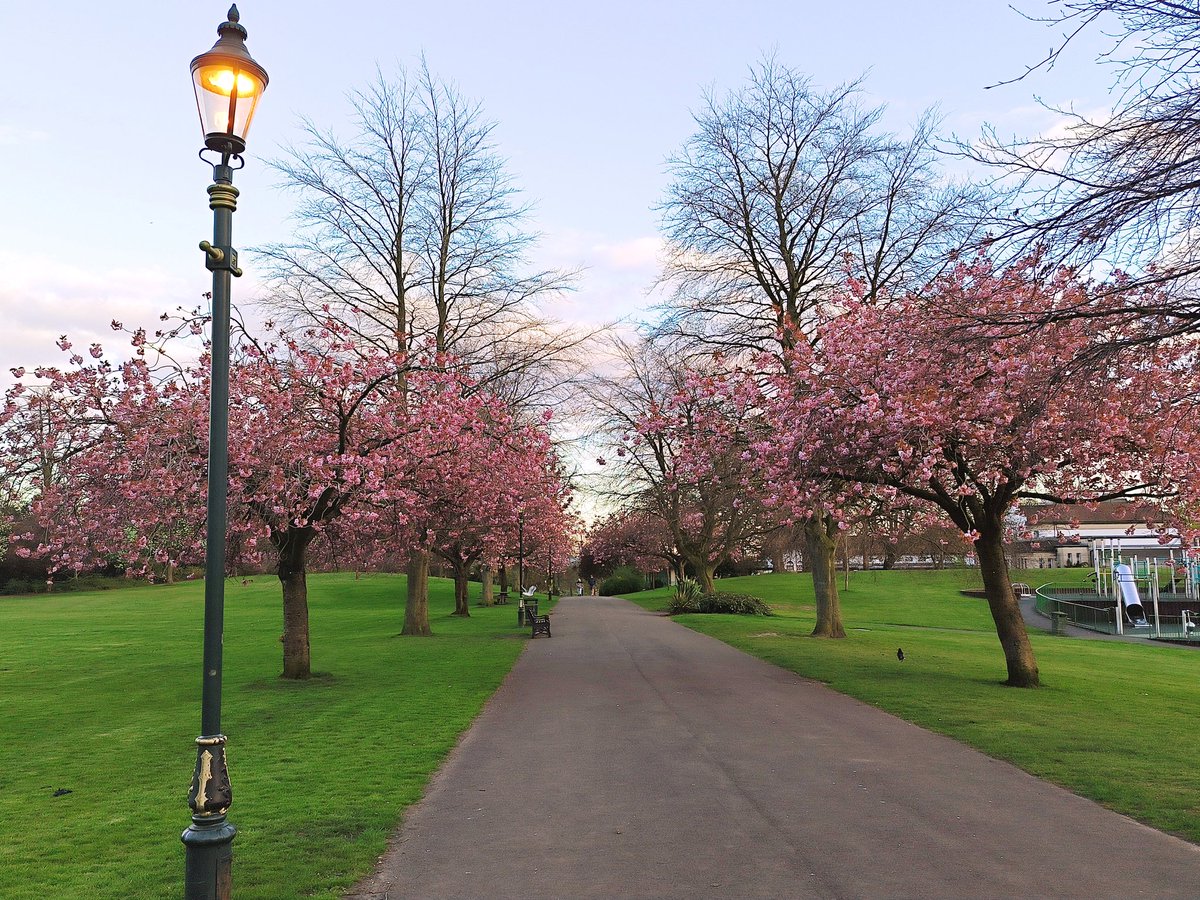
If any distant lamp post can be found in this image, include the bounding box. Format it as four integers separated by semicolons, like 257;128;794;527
182;6;268;899
517;513;526;625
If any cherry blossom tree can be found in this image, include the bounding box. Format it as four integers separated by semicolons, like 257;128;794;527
399;407;574;622
838;501;967;571
597;341;776;593
587;508;683;584
260;65;594;627
766;255;1200;686
654;58;986;634
12;322;548;677
2;336;208;585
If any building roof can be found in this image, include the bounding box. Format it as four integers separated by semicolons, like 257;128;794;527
1017;500;1163;528
1009;538;1086;554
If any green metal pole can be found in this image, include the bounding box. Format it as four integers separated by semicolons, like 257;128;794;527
182;160;242;900
518;515;525;625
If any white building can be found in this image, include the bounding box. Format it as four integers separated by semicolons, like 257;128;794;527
1009;501;1178;570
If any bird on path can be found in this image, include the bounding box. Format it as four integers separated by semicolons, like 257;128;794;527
896;647;905;661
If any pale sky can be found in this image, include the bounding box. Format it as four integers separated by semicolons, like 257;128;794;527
0;1;1116;375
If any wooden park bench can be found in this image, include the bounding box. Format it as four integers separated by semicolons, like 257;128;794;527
519;591;551;637
527;607;551;638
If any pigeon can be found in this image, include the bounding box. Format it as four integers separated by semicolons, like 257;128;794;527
53;788;72;797
896;647;905;661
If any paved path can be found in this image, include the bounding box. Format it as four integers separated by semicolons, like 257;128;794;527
348;596;1199;899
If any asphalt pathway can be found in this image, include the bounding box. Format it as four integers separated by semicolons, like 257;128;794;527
348;596;1199;899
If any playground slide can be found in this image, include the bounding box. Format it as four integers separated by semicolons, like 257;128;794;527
1114;564;1149;626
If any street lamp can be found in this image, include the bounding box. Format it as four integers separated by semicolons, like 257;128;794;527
182;7;268;899
517;513;526;625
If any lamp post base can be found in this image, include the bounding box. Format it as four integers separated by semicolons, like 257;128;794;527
183;733;235;899
182;815;236;900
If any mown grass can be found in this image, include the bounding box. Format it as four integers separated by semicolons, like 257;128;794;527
0;573;533;899
623;570;1200;844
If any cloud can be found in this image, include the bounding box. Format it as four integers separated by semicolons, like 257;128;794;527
0;125;50;146
537;230;664;269
0;250;209;380
531;231;665;327
954;99;1113;145
590;236;663;270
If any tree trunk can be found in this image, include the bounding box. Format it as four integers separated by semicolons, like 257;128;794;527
165;561;176;585
277;529;314;679
842;539;850;592
452;562;471;617
882;547;897;570
479;565;494;606
771;547;786;574
695;561;716;593
402;550;432;636
807;515;845;638
498;564;509;593
975;522;1039;687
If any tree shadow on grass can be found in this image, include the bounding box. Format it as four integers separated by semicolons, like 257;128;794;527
241;672;337;691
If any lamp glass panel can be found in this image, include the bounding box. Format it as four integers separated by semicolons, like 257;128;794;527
192;63;265;143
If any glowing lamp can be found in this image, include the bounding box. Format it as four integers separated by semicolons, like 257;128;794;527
190;5;269;155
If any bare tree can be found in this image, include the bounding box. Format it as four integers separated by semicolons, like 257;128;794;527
656;58;983;635
258;62;585;633
658;61;981;362
968;2;1200;343
260;64;573;359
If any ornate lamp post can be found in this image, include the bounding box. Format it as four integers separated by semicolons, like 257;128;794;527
182;7;268;899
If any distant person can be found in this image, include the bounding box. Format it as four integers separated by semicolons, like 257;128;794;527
588;575;597;596
576;578;584;596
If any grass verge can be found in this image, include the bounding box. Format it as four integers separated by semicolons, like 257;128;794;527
623;570;1200;844
0;573;531;899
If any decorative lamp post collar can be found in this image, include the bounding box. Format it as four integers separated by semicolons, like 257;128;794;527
190;5;269;157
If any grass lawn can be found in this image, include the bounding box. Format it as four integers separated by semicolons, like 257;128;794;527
623;570;1200;844
0;573;535;899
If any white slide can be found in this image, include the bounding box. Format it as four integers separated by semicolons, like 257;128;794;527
1114;564;1149;625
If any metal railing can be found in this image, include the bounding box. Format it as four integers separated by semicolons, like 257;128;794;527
1035;584;1200;640
1034;584;1119;634
1150;613;1200;642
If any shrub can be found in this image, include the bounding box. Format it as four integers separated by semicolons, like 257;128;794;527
696;591;771;616
668;577;703;614
599;565;645;596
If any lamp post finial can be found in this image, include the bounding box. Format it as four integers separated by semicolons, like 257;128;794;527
217;5;247;40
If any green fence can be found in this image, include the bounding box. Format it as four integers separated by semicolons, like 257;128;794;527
1034;584;1200;641
1034;584;1119;634
1150;613;1200;642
